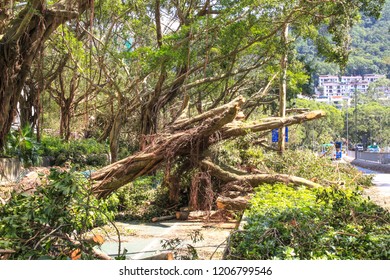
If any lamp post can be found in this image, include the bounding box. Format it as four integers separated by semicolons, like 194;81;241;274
346;99;349;156
354;83;358;158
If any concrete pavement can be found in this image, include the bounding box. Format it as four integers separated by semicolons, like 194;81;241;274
93;219;237;260
344;154;390;210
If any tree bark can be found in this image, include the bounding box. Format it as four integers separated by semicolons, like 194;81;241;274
200;158;323;189
91;96;245;198
216;196;249;211
278;23;289;153
91;96;325;198
0;0;90;149
109;107;122;163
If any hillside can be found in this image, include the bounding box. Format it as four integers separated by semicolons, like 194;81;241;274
348;0;390;76
297;0;390;92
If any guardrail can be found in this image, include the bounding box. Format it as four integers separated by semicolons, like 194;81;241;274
356;151;390;164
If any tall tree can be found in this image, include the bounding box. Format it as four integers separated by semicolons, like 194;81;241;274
0;0;90;149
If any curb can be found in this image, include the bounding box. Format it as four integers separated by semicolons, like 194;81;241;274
351;159;390;174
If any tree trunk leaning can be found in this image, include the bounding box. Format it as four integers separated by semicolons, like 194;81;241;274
90;96;325;198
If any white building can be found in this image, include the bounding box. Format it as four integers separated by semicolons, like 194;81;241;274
317;74;386;98
315;74;387;109
363;74;386;83
318;75;339;87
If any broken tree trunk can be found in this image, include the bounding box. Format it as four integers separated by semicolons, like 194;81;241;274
216;196;250;211
202;158;323;210
200;158;323;189
91;96;245;198
90;96;325;198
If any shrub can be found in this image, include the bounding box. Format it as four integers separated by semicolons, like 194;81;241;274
112;172;170;221
0;168;116;259
39;136;109;167
227;184;390;260
4;126;40;167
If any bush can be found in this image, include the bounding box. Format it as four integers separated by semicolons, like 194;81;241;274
240;147;372;189
4;126;40;167
227;184;390;260
39;136;109;167
112;172;171;221
0;168;116;259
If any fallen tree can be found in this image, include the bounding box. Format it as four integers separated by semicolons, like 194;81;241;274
91;96;326;201
200;158;323;210
200;158;323;189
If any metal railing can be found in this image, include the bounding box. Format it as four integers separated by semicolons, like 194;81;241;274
356;151;390;164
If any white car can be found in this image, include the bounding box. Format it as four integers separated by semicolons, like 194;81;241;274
356;144;364;151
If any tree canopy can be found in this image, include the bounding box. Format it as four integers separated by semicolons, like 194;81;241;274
297;0;389;92
0;0;386;151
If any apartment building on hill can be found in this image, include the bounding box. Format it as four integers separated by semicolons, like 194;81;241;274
317;74;385;97
314;74;387;109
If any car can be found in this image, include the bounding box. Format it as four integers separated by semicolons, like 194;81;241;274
367;144;380;153
356;144;364;152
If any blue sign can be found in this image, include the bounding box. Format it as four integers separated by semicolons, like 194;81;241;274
272;129;278;142
272;127;288;143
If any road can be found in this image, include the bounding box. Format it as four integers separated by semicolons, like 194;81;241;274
354;165;390;211
339;153;389;209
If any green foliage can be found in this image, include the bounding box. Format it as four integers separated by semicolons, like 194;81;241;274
4;126;40;167
348;101;390;147
0;168;116;259
346;0;390;76
216;136;371;189
112;172;170;221
297;0;389;91
262;149;373;188
39;136;109;167
211;139;244;167
227;183;390;260
291;98;344;149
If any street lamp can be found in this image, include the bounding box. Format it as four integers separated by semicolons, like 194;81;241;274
346;99;349;156
353;83;358;158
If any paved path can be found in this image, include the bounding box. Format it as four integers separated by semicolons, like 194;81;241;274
371;174;390;198
353;164;390;210
94;220;237;260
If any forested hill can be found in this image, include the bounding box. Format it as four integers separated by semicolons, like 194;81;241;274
298;0;390;87
348;0;390;76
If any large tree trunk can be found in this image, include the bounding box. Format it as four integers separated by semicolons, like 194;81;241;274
0;0;90;149
139;1;191;149
92;96;245;198
109;108;122;163
60;100;72;141
278;23;289;153
200;158;323;189
58;69;79;141
91;96;326;198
